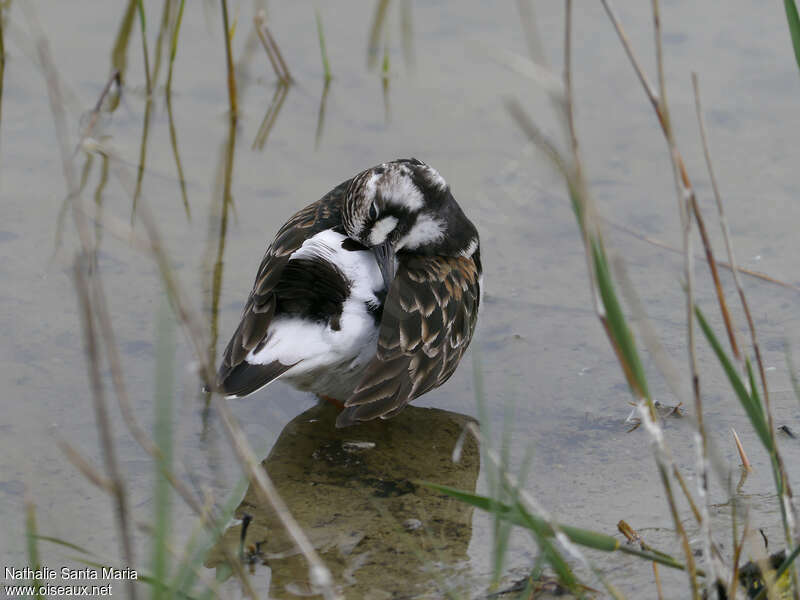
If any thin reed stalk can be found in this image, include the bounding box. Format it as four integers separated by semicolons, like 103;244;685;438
693;74;799;563
166;91;189;217
131;80;153;220
220;0;237;115
507;4;705;592
528;6;702;593
254;9;291;84
315;79;330;148
252;82;288;150
464;423;625;599
73;256;138;600
603;218;800;292
24;491;44;600
599;0;738;361
648;1;714;593
136;0;152;95
213;396;339;600
315;9;331;83
25;13;251;598
111;1;137;80
151;0;173;86
165;0;185;94
165;0;189;215
24;8;138;595
367;0;390;69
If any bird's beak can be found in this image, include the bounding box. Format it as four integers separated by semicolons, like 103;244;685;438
372;240;396;290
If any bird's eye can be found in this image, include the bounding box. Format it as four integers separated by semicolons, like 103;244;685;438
368;202;379;221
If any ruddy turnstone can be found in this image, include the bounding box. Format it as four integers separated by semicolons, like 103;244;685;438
216;158;482;427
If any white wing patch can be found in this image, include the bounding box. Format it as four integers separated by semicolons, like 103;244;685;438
248;229;385;390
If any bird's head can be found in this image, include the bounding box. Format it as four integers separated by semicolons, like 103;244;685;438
342;158;477;287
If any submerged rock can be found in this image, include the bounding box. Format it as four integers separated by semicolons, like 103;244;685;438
206;402;480;598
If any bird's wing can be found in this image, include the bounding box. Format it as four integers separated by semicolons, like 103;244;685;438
337;254;481;426
216;180;349;393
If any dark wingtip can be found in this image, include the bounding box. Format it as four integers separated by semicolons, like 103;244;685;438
217;360;294;398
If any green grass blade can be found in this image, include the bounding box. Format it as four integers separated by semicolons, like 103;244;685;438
591;238;650;399
422;481;618;551
111;1;138;79
25;497;44;599
166;0;186;93
695;306;772;451
423;481;694;574
315;8;332;83
516;506;580;592
784;0;800;72
34;535;92;555
152;298;176;599
169;476;249;595
136;0;152;95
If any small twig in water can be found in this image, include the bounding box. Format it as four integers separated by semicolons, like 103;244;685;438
732;428;753;472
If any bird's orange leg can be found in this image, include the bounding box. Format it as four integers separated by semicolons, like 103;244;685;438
318;394;345;409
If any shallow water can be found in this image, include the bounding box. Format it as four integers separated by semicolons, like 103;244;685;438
2;1;800;598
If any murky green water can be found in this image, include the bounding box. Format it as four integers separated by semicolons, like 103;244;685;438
2;1;800;598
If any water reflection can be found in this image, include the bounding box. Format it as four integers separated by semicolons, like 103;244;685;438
206;402;480;598
253;81;290;151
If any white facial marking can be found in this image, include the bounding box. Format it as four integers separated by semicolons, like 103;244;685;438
386;174;424;211
363;172;380;201
371;166;424;211
395;213;445;250
368;215;399;246
460;237;478;258
420;164;448;191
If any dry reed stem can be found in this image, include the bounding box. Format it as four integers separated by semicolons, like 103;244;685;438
650;1;712;593
57;438;115;494
614;255;742;533
25;8;137;595
693;75;798;559
732;428;753;472
604;218;800;292
213;397;339;599
73;257;138;600
599;0;739;365
562;0;603;329
510;6;700;590
562;4;699;590
105;141;322;600
254;9;291;84
72;81;209;520
654;561;664;600
728;521;750;599
254;11;281;79
79;69;119;144
672;465;703;525
25;12;256;597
